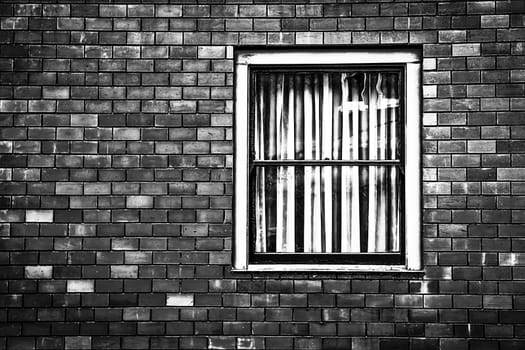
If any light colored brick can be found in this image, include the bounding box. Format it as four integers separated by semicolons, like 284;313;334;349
114;128;140;140
424;85;437;98
69;224;96;236
423;113;437;126
198;46;225;58
295;32;323;45
166;293;194;306
467;140;496;153
0;169;12;181
26;210;53;223
0;141;13;153
112;238;139;250
84;183;111;195
452;43;480;56
423;182;451;195
127;196;154;208
423;58;436;70
71;114;97;127
25;266;53;279
500;253;525;266
111;265;138;278
67;280;94;293
156;5;182;17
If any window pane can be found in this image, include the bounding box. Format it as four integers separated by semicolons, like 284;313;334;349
254;165;401;253
254;71;401;161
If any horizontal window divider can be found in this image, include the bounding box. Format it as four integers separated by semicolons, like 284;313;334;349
251;159;401;166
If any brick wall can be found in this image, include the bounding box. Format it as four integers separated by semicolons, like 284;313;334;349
1;1;525;349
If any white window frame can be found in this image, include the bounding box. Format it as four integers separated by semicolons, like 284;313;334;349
233;48;422;272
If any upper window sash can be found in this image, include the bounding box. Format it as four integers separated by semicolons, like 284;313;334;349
250;68;404;163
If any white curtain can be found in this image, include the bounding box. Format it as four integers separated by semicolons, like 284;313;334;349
255;71;400;253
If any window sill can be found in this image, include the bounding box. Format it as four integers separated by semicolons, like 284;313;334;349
233;264;424;273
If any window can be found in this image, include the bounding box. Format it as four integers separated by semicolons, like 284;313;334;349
234;48;421;272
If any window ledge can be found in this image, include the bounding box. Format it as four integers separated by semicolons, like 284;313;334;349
233;264;424;273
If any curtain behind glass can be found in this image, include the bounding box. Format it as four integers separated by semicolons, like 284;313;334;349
254;71;401;253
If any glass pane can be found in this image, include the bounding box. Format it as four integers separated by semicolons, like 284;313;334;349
254;71;401;161
254;165;401;253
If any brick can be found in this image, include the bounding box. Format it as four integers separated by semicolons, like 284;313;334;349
166;293;194;306
156;5;181;17
498;168;525;180
453;43;481;56
110;265;138;278
65;337;91;350
482;15;509;28
380;31;409;44
25;265;52;279
483;295;513;309
67;280;94;293
439;30;467;43
410;31;437;44
338;18;365;31
294;32;322;45
311;19;337;31
352;32;380;44
468;140;496;153
126;196;154;209
498;29;525;41
353;3;379;16
0;100;27;113
26;210;53;222
500;253;525;266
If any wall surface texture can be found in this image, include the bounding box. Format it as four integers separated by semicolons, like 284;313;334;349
1;1;525;349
